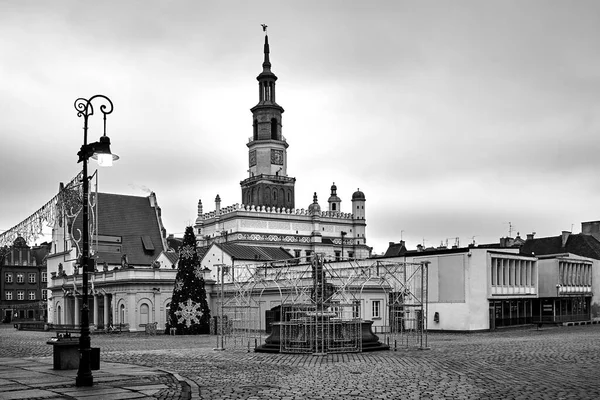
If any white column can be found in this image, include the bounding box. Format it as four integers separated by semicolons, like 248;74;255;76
104;295;110;327
93;295;99;326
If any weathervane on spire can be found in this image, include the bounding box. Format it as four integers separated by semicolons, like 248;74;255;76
261;24;268;34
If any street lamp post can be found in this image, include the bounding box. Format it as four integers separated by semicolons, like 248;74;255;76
74;95;118;387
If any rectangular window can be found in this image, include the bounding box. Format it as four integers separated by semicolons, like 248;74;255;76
28;273;36;283
42;272;47;283
5;273;13;283
372;300;381;318
16;273;24;283
28;291;35;300
42;289;48;300
5;291;12;300
305;250;312;263
348;251;354;260
335;251;341;261
352;300;360;319
17;291;24;300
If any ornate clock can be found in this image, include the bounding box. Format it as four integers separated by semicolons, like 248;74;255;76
271;149;284;165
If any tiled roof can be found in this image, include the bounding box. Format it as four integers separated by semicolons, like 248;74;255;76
520;233;600;260
163;251;179;265
216;243;293;261
196;246;209;260
383;243;407;257
73;193;166;266
167;236;183;252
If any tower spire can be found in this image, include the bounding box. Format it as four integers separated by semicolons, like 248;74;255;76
263;34;271;72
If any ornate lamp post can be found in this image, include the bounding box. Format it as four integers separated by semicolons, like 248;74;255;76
74;95;118;387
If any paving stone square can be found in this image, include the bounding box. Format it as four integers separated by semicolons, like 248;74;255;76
1;324;599;399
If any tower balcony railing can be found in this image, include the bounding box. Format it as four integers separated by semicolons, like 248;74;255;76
248;136;287;143
241;173;296;185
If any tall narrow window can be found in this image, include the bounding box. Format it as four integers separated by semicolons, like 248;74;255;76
372;300;381;318
140;304;150;325
271;118;277;140
253;119;258;140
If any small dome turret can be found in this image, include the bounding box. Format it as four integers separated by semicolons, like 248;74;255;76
352;188;366;201
328;182;342;212
308;192;321;214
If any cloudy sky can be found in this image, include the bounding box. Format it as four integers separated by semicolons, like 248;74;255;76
1;1;599;254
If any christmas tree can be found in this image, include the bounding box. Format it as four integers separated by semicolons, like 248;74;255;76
165;226;211;334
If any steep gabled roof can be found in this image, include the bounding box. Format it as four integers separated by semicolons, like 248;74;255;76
520;233;600;260
73;193;166;266
383;242;407;257
216;243;292;261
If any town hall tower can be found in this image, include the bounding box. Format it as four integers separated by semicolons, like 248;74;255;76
240;32;296;209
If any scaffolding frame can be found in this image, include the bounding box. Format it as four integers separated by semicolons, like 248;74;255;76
216;256;429;353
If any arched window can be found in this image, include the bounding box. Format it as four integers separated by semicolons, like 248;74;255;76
57;305;62;325
253;119;258;140
140;303;150;325
332;203;337;211
271;118;278;140
120;304;126;325
273;189;277;203
166;302;171;325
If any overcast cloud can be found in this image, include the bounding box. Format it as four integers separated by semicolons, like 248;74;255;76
1;1;599;254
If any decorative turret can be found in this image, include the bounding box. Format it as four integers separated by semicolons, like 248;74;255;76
241;27;296;210
327;182;342;212
308;192;321;215
352;188;366;244
215;194;221;216
352;188;366;219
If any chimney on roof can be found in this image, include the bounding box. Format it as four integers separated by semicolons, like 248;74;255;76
581;221;600;242
526;232;535;240
561;231;571;248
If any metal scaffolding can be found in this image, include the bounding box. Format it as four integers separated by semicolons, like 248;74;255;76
215;255;429;353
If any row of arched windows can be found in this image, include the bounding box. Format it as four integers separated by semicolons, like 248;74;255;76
245;186;293;207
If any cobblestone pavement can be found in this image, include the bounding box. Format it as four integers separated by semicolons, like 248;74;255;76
1;324;599;399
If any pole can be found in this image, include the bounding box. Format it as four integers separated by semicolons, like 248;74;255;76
76;109;93;387
221;264;224;349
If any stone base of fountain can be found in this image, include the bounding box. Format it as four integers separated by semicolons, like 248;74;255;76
255;319;389;353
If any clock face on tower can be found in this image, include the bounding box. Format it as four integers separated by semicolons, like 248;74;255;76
271;149;283;165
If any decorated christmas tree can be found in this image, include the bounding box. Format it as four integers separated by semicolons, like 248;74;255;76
165;226;211;334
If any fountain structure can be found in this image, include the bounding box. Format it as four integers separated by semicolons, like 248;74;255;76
255;255;389;354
